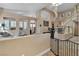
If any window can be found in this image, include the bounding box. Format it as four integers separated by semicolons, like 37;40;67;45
19;21;28;29
4;20;10;30
3;17;16;30
30;20;36;28
30;23;36;28
24;22;28;29
10;20;16;28
19;21;23;28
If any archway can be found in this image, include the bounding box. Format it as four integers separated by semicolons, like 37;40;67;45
36;7;57;33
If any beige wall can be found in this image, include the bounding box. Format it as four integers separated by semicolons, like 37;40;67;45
0;8;56;34
0;10;36;35
0;34;50;56
36;8;57;33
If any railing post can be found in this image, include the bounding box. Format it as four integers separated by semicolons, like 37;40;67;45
57;39;59;56
74;43;75;56
77;44;78;56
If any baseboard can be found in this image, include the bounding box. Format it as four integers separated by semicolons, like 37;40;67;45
50;49;58;56
35;48;50;56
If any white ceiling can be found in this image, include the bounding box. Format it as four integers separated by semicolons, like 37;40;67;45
58;3;77;12
0;3;77;17
0;3;51;17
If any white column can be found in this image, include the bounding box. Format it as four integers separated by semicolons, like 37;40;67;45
36;11;43;34
27;19;30;35
49;13;53;28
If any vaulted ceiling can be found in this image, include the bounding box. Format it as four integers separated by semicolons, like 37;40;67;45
0;3;51;17
0;3;77;17
58;3;77;12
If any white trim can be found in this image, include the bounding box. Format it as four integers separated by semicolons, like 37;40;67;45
35;48;50;56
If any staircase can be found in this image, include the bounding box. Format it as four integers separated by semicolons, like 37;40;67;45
50;15;79;56
50;38;79;56
59;16;75;35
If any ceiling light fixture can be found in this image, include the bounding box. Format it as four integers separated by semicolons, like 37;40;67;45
16;12;23;14
52;3;62;6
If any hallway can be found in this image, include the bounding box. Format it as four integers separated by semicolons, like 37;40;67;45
0;3;78;56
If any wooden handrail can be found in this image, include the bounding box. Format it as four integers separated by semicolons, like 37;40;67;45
51;36;79;56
